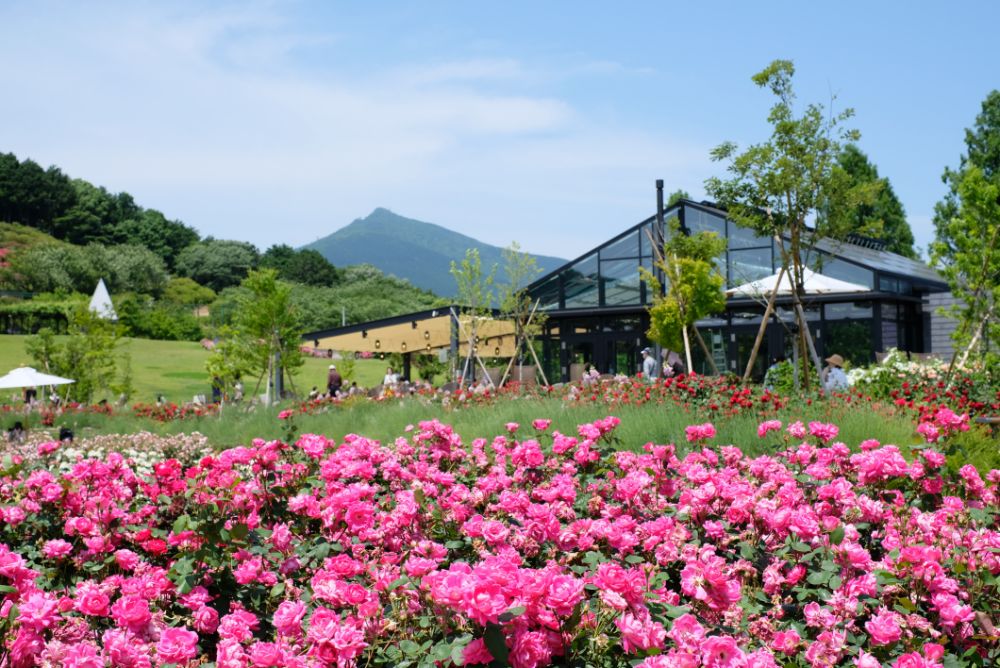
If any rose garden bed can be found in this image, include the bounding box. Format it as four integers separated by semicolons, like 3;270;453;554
0;407;998;667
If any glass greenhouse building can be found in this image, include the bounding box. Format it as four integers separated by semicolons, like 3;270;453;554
527;199;949;383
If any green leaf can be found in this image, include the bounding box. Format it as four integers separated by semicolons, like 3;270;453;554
830;525;845;545
400;640;421;657
484;623;509;667
828;575;842;590
387;576;410;592
498;605;526;623
624;555;645;564
807;571;830;585
270;582;285;598
792;541;812;552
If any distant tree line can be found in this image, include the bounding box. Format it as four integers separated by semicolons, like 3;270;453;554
0;152;445;345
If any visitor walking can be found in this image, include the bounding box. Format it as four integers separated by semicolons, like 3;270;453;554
640;348;657;381
821;354;849;393
327;365;342;396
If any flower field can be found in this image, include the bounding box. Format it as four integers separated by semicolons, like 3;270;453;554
2;407;1000;667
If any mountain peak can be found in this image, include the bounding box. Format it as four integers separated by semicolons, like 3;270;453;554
302;209;566;297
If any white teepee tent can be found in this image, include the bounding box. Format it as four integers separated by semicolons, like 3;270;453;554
89;278;117;320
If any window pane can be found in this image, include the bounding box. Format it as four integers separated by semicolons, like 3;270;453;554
728;220;769;249
728;247;773;287
817;256;875;289
686;207;726;237
824;302;873;320
693;327;728;375
532;275;561;311
879;275;899;292
601;259;642;306
827;320;874;366
563;253;599;309
601;230;640;260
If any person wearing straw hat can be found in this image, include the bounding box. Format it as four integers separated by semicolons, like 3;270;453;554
821;354;848;393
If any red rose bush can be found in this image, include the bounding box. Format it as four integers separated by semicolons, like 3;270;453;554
0;412;999;667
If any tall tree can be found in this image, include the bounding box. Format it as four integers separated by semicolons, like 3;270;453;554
934;90;1000;259
497;242;546;385
261;244;340;286
175;239;259;292
834;145;915;257
930;167;1000;370
705;60;874;391
640;220;727;371
208;269;304;403
450;248;496;386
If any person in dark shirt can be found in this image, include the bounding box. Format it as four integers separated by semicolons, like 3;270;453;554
327;365;343;396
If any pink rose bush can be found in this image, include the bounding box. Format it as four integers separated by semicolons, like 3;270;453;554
0;415;999;666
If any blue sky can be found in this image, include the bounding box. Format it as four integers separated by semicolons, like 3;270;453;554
1;1;997;259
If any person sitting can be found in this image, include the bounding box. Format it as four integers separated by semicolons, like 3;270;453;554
7;421;25;444
582;364;600;385
383;366;398;386
59;425;74;443
308;386;320;400
821;354;849;393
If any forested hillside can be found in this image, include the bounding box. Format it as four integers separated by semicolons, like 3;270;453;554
0;152;445;340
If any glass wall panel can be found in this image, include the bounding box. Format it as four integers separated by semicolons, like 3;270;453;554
728;247;773;287
533;275;561;311
815;256;875;289
563;253;599;309
601;231;640;260
686;208;726;238
827;320;874;366
601;259;642;306
824;302;873;320
640;222;656;258
728;220;769;249
693;327;727;375
879;275;899;293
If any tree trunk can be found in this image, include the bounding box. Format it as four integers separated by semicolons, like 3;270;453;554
681;325;693;373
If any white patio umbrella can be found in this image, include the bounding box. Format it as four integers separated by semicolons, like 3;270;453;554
726;267;871;297
0;367;75;390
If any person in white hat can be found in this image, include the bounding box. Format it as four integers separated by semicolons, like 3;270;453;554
640;347;657;381
821;354;848;393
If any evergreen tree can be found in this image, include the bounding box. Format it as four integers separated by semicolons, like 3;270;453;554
835;145;915;257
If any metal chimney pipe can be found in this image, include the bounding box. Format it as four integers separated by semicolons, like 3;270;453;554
656;179;664;226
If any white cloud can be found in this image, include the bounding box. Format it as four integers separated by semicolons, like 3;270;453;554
0;2;711;257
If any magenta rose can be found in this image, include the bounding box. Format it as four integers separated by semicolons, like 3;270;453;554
156;626;199;665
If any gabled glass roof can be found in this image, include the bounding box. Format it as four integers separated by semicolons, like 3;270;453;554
528;199;948;313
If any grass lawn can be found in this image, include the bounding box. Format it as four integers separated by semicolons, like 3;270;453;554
0;335;391;404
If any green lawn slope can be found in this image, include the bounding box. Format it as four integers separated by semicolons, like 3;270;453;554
0;335;389;404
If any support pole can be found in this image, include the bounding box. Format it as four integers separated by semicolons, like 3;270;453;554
741;265;786;383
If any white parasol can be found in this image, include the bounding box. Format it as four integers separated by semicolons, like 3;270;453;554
0;367;75;389
726;267;871;297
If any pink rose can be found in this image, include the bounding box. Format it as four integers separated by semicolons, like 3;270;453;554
75;588;110;617
42;539;73;559
156;626;199;665
865;607;903;645
192;606;220;633
111;596;151;632
273;600;307;637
